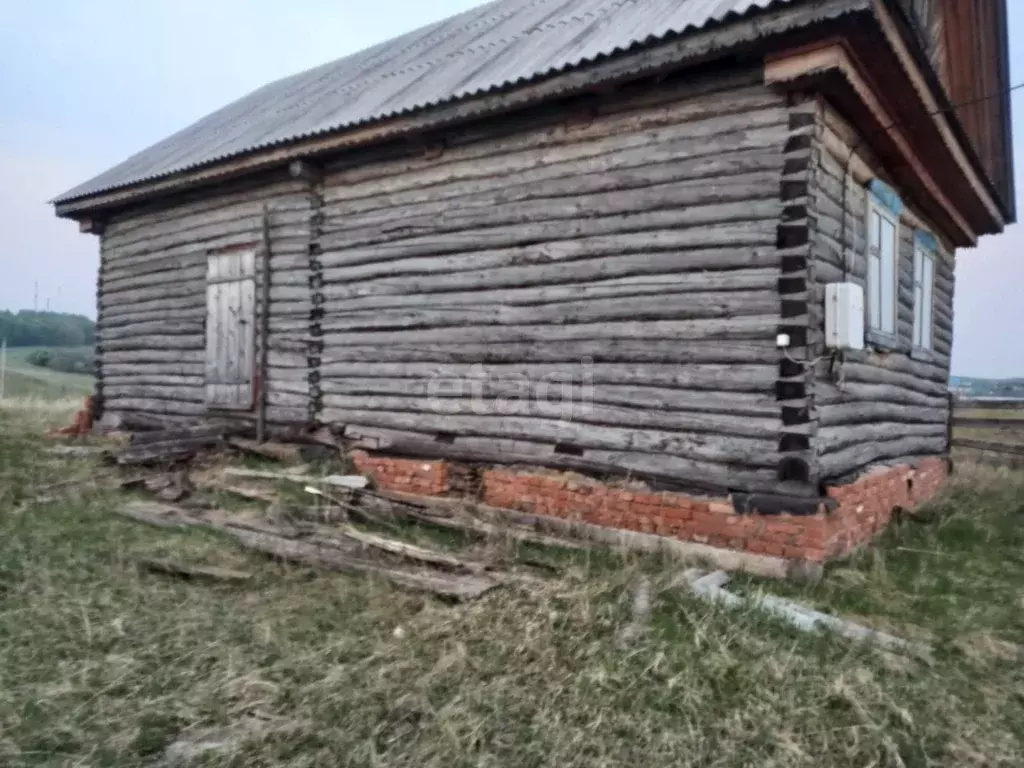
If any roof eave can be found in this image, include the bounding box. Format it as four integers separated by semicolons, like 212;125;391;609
55;0;873;220
877;0;1015;224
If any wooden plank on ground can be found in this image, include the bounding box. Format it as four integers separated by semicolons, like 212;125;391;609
137;558;253;583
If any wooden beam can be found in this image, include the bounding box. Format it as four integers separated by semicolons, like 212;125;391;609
870;0;1005;228
288;160;322;184
78;216;106;235
765;41;977;244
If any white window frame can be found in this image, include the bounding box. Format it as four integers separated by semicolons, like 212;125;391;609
912;241;936;350
866;200;900;337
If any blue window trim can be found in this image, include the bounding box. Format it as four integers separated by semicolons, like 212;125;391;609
868;179;905;217
915;229;939;253
865;179;904;343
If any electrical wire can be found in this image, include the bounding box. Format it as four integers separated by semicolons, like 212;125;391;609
839;79;1024;282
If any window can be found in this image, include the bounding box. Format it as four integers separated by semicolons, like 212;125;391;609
913;243;936;350
867;201;899;336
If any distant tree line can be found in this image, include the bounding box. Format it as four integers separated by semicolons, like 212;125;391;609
0;310;95;347
952;376;1024;400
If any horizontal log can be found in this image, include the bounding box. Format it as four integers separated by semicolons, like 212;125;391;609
105;178;310;238
101;259;305;294
836;350;948;382
819;436;948;479
324;94;783;191
323;100;787;209
319;407;780;467
318;202;780;262
106;228;309;269
107;211;310;261
100;350;205;364
816;423;947;454
311;291;779;333
98;321;205;341
102;264;207;294
99;281;205;310
106;197;310;251
103;375;205;389
318;376;775;411
816;401;948;427
319;391;779;438
339;424;785;495
102;363;206;378
301;362;779;393
836;361;950;397
100;335;205;353
103;239;307;278
104;384;203;401
275;339;781;365
316;244;782;299
331;144;784;231
102;397;206;417
103;409;200;429
100;307;206;329
323;173;782;248
273;258;780;302
816;381;949;409
320;315;786;347
265;390;309;409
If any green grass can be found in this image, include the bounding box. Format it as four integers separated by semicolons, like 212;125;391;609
955;406;1024;453
2;346;93;401
2;402;1024;766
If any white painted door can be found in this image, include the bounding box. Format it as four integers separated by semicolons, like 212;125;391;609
205;250;256;409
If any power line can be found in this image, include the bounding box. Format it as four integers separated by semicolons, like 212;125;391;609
839;78;1024;281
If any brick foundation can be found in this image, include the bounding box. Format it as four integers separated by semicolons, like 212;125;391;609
351;451;451;496
353;452;948;565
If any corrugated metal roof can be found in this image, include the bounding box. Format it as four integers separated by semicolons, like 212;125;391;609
56;0;798;203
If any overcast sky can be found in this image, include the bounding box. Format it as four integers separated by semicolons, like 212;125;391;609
1;0;1020;377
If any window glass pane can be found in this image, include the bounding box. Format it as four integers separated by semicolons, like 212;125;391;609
914;282;923;346
880;218;896;334
870;211;881;249
913;248;923;346
868;255;882;329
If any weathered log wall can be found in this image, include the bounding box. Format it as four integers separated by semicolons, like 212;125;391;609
808;102;954;482
97;172;314;427
94;71;958;496
267;70;794;494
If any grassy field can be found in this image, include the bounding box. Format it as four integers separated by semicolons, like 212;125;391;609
1;347;93;401
2;402;1024;766
954;402;1024;454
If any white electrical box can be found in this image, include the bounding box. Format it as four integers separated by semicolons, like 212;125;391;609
825;283;865;350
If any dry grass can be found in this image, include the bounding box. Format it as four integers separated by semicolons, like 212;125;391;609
2;407;1024;767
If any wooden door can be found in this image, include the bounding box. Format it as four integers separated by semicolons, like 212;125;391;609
205;250;256;409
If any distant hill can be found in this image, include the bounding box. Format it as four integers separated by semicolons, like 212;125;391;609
0;310;95;348
950;376;1024;400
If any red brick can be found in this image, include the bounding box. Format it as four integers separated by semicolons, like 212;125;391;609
363;453;947;566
